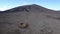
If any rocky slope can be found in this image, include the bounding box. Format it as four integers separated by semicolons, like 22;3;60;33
0;4;60;34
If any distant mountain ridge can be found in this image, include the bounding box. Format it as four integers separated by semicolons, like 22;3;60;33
0;4;56;13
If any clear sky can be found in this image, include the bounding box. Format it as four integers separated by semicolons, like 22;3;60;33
0;0;60;11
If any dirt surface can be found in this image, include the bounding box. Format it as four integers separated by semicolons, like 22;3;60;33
0;4;60;34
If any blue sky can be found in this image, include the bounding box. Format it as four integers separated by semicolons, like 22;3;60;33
0;0;60;11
